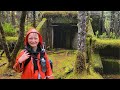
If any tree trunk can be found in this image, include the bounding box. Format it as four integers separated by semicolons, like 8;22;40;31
10;11;27;67
11;11;16;26
117;11;120;37
33;11;36;28
75;11;87;74
110;11;115;33
0;22;11;61
0;11;27;68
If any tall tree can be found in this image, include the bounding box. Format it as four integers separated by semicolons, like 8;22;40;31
110;11;115;33
100;11;106;34
117;11;120;37
33;11;36;28
75;11;87;74
11;11;16;26
6;11;11;23
0;11;27;67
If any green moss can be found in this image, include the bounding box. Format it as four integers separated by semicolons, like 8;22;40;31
51;17;77;24
48;50;77;79
42;11;77;18
86;17;94;37
92;53;103;74
36;18;47;33
93;38;120;50
41;11;77;24
0;53;9;74
6;36;18;42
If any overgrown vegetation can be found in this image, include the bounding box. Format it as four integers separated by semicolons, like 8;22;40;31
2;22;17;36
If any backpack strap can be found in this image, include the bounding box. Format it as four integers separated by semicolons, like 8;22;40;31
24;56;31;67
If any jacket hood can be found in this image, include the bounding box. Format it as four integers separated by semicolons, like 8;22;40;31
24;28;43;46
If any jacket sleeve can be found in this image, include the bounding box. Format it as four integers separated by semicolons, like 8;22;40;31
44;52;54;79
13;50;25;73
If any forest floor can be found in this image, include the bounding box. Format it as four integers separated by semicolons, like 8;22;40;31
0;49;120;79
102;74;120;79
0;49;76;79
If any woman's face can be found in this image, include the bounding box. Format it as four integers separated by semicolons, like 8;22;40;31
28;33;39;48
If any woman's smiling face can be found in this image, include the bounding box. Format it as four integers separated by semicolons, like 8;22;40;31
28;32;39;48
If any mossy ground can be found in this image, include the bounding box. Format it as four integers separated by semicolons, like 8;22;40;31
0;49;103;79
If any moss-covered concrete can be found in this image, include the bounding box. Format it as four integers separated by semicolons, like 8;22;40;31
102;59;120;74
92;53;103;74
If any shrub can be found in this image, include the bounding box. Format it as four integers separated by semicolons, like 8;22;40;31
2;22;16;36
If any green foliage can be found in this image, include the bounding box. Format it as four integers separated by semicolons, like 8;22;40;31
109;32;116;39
99;32;107;38
2;22;17;36
95;31;117;39
95;31;99;38
6;36;18;42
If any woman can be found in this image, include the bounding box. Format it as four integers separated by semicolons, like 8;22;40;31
13;28;54;79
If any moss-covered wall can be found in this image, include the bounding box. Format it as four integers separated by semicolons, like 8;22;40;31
91;38;120;74
92;38;120;59
92;53;103;74
102;59;120;74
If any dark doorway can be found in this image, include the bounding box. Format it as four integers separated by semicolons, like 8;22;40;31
53;24;77;49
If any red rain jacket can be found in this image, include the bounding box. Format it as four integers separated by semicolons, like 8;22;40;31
13;28;53;79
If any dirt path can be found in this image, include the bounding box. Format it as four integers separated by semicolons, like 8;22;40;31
102;74;120;79
0;69;21;79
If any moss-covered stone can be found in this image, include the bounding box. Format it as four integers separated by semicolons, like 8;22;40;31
102;59;120;74
92;53;103;74
36;18;47;34
86;16;94;37
92;38;120;59
93;38;120;49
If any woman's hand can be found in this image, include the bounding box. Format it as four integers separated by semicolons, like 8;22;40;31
18;50;30;63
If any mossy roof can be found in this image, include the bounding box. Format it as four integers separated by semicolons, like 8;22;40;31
42;11;77;18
